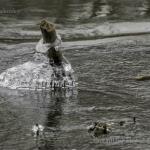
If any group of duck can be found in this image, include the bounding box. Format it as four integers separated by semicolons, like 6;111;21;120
32;117;136;138
87;117;136;137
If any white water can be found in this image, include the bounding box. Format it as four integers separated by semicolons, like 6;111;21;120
1;22;150;41
0;47;75;90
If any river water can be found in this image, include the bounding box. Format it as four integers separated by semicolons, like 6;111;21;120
0;0;150;150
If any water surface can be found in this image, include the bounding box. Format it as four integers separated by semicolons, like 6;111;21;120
0;0;150;150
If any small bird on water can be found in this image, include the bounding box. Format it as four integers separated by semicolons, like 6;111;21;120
133;117;136;124
32;123;44;137
119;121;126;126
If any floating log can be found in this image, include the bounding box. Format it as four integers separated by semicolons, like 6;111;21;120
135;75;150;81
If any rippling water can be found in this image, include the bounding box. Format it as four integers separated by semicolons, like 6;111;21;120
0;0;150;150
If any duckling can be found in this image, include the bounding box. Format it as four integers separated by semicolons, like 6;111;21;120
32;123;44;137
95;123;111;134
88;122;112;136
133;117;136;124
119;121;126;126
119;117;136;126
87;122;98;132
103;124;110;134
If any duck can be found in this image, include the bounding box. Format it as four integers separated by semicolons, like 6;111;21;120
119;121;126;126
87;122;98;132
119;117;136;126
32;123;44;137
88;122;112;136
133;117;136;124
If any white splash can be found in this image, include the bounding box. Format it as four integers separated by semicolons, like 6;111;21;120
0;35;76;90
0;60;75;90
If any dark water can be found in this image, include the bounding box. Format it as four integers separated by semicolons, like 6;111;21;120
0;0;150;150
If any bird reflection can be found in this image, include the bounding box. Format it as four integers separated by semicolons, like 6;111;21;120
46;97;63;128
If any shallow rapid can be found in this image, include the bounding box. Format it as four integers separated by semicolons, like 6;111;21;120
0;0;150;150
0;35;76;90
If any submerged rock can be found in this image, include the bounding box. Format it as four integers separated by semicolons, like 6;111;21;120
0;20;76;90
0;60;75;90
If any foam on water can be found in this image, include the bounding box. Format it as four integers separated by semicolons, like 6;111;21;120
0;45;76;90
0;61;76;90
60;22;150;40
1;22;150;42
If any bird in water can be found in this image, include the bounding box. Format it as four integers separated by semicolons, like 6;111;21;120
119;117;136;126
32;123;44;137
88;117;137;136
133;117;136;124
119;121;126;126
87;122;112;136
